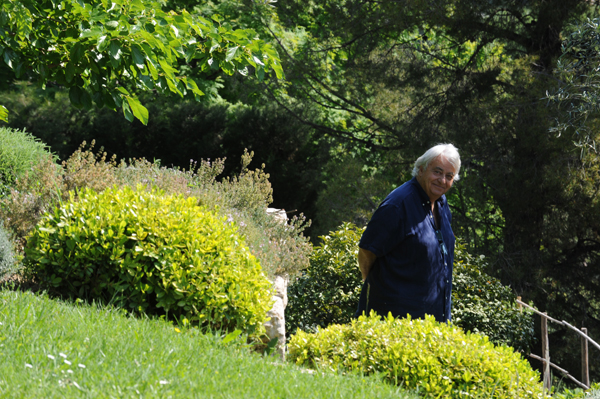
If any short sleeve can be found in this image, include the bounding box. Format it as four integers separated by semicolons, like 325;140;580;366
359;204;405;257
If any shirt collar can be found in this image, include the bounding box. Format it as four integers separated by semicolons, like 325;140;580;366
410;176;445;210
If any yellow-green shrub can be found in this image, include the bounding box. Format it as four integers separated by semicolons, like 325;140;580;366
23;186;273;334
288;311;547;399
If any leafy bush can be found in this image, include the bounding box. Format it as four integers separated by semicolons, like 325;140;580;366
2;84;323;234
0;127;55;195
288;312;547;399
0;222;16;279
0;155;63;250
452;241;536;353
286;222;535;352
286;222;363;335
23;186;273;335
0;141;311;280
553;383;600;399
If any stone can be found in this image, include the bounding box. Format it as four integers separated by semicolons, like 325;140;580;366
264;274;289;360
263;208;290;360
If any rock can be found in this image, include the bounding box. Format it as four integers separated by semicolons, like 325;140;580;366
264;274;289;360
263;208;290;360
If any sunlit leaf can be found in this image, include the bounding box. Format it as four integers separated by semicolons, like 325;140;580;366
0;105;8;123
226;46;239;62
126;96;149;125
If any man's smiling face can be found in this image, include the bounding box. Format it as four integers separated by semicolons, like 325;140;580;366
416;155;456;202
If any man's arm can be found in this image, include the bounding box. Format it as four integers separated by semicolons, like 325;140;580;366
358;248;377;281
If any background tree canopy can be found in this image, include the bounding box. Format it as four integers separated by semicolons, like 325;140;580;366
3;0;600;385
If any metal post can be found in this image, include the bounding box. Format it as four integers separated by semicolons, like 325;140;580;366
542;313;551;392
581;327;589;387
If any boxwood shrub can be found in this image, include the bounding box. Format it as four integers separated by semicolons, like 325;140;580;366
23;185;273;334
286;222;535;352
288;312;547;399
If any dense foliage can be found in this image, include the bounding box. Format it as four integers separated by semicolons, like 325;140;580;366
0;0;282;124
452;241;535;353
0;132;311;279
286;222;536;352
23;185;273;334
286;222;362;335
4;0;600;384
288;312;547;399
0;126;55;197
547;17;600;148
0;86;324;239
269;0;600;380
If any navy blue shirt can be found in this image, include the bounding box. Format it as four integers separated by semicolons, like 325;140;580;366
356;177;455;322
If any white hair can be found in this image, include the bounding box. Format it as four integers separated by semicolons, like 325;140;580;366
411;144;461;181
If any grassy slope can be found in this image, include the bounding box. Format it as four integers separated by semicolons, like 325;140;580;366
0;289;417;398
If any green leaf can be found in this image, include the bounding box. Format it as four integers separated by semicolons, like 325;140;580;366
122;100;134;122
116;87;130;96
146;59;158;80
271;59;284;80
131;45;146;70
69;86;84;107
225;46;239;62
0;105;8;123
126;96;149;125
80;89;93;110
80;28;103;40
3;49;14;68
208;33;222;43
97;35;109;52
111;92;123;108
222;329;242;344
252;53;265;67
65;62;76;83
109;41;122;68
70;43;84;63
166;77;183;96
256;66;265;81
264;337;278;357
105;20;119;30
185;78;204;97
131;0;145;11
158;59;177;80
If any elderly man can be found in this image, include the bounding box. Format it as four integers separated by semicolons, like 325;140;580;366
355;144;461;322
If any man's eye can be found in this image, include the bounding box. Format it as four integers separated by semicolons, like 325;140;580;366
446;174;454;180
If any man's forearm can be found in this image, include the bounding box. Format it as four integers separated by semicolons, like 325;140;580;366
358;248;377;281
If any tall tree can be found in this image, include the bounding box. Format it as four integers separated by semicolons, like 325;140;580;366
268;0;600;380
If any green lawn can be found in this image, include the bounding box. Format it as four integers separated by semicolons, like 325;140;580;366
0;289;418;398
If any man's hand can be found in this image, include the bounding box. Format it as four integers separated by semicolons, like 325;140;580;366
358;248;377;281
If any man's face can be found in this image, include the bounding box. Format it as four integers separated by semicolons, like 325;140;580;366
416;155;456;202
